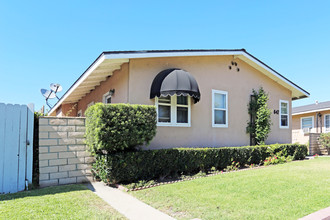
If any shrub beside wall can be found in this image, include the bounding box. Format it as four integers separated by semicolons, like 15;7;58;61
85;103;157;154
93;144;307;184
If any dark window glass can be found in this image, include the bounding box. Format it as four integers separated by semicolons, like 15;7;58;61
214;110;226;124
281;115;288;126
177;107;188;123
106;96;111;104
158;96;171;104
158;105;171;122
177;96;188;105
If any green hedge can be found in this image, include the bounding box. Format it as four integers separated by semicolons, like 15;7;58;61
85;103;157;154
92;144;307;184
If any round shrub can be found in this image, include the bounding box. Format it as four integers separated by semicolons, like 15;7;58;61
85;103;157;154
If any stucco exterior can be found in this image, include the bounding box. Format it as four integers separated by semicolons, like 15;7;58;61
292;110;330;144
72;63;129;115
54;55;294;148
128;56;292;148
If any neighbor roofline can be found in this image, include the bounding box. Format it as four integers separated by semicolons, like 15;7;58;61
292;107;330;116
49;49;310;115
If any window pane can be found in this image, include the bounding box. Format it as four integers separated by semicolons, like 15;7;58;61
302;118;312;129
177;107;188;123
281;102;288;114
214;93;226;109
214;110;226;125
158;105;171;122
281;115;288;126
326;115;330;129
106;96;111;104
158;96;171;104
177;96;188;105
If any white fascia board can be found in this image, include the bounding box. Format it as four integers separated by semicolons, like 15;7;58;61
49;54;106;115
292;108;330;116
103;51;244;59
50;50;309;115
240;53;310;99
104;51;309;99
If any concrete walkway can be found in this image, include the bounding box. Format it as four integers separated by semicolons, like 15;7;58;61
87;181;175;220
299;206;330;220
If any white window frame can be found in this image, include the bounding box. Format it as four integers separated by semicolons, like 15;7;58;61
155;95;191;127
301;116;314;131
279;100;289;129
77;110;82;117
212;89;228;128
102;91;112;104
324;114;330;132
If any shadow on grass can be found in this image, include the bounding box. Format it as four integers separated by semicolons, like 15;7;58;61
0;184;89;202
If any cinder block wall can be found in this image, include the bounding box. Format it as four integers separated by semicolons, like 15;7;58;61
38;116;94;187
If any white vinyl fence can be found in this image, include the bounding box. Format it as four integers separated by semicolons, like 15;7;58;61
0;103;34;194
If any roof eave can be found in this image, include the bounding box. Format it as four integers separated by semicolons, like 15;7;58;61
49;49;309;115
293;107;330;116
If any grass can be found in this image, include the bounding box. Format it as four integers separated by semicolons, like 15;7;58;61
131;157;330;220
0;184;126;219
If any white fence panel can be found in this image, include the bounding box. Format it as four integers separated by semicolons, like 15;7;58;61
0;103;34;194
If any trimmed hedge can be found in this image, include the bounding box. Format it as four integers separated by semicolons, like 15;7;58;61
85;103;157;154
92;144;308;184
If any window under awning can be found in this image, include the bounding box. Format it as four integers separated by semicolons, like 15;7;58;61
150;68;201;103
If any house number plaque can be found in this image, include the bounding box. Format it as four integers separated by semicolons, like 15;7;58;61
273;110;279;114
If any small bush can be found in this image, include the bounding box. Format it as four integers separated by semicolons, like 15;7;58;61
85;103;157;154
92;144;307;184
318;133;330;152
263;151;293;166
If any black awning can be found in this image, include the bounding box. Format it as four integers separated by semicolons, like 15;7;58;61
150;68;201;103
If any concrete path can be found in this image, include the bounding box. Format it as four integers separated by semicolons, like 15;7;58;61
87;181;175;220
299;206;330;220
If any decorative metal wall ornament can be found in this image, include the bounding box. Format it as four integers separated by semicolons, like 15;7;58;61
228;58;240;72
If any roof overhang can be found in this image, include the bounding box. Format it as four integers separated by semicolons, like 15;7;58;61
292;107;330;116
49;49;310;115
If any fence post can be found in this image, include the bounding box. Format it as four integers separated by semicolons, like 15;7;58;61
26;103;34;186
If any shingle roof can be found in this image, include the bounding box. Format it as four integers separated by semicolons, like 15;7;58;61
292;101;330;115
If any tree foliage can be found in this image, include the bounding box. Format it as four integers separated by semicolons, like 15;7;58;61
247;87;272;145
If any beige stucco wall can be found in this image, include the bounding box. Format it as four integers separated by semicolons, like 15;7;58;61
127;56;292;148
57;55;293;148
76;63;129;115
292;110;330;144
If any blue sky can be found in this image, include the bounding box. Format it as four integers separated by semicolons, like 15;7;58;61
1;1;329;111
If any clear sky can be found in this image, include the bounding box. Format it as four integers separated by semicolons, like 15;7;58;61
1;1;329;111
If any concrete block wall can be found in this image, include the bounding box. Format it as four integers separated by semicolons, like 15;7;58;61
39;116;94;187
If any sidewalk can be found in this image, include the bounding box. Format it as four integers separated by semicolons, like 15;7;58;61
87;181;175;220
299;206;330;220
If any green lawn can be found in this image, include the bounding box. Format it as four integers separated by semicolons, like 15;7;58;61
131;157;330;220
0;184;126;220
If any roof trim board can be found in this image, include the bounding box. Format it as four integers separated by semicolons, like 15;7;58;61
49;49;310;115
292;108;330;116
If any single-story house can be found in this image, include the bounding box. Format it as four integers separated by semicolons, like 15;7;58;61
292;101;330;144
49;49;309;149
